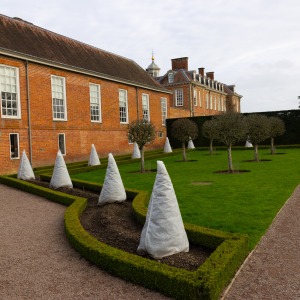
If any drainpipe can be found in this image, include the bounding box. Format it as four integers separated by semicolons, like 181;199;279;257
25;60;33;164
136;86;139;119
189;84;193;117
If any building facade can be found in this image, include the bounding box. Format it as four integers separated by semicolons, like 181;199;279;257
147;57;242;118
0;15;171;175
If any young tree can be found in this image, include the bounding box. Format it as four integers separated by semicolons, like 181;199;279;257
268;116;285;154
202;119;219;155
171;119;198;161
213;112;247;173
127;119;156;173
245;114;270;162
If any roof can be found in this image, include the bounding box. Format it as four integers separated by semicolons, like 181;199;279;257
0;14;168;92
146;60;160;71
224;84;243;98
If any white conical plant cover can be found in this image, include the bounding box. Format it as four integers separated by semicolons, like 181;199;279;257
88;144;101;166
17;150;35;180
137;161;189;258
132;142;141;159
188;139;195;149
49;150;73;189
163;137;172;153
98;153;126;205
245;140;253;147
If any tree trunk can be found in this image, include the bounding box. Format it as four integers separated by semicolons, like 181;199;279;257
140;146;145;173
182;141;187;161
227;144;233;173
254;144;259;162
209;139;213;155
270;137;275;154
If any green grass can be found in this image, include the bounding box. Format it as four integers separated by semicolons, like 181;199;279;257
71;147;300;250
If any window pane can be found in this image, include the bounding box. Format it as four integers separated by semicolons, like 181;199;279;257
58;134;66;155
119;90;127;123
161;97;167;125
142;94;149;121
10;133;19;158
0;65;19;118
90;84;101;122
51;76;66;120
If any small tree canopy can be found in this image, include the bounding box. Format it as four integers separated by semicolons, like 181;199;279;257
268;116;285;155
127;119;156;148
268;116;285;138
202;119;219;141
245;114;270;145
202;119;219;155
213;112;247;146
171;118;198;161
127;119;156;173
212;112;247;172
171;119;198;143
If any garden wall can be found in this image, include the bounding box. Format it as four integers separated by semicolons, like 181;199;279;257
166;109;300;148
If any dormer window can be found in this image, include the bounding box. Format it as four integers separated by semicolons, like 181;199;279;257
168;72;174;83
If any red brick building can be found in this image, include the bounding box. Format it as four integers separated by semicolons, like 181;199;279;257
147;56;242;117
0;15;171;175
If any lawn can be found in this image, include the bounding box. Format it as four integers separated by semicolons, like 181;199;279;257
71;147;300;250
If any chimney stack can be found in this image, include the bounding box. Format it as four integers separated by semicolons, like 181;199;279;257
198;68;205;76
171;57;188;71
206;72;214;80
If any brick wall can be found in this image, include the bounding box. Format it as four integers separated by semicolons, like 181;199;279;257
0;57;168;174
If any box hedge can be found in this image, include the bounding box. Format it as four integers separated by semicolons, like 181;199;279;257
0;175;248;299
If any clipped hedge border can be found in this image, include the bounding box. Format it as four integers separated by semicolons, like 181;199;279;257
33;149;183;176
0;175;248;299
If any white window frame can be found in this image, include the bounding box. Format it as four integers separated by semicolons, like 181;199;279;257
9;133;20;159
205;93;209;109
90;83;102;123
161;97;167;126
142;93;150;121
119;89;128;124
51;75;67;121
199;90;202;107
214;96;217;110
157;131;163;138
210;95;213;109
58;133;66;155
218;96;221;111
193;89;197;106
0;65;21;119
168;72;174;83
175;89;183;106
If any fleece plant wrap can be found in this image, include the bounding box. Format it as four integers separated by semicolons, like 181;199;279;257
49;150;73;189
17;150;35;180
188;139;195;149
98;153;126;205
88;144;101;166
137;161;189;258
132;142;141;159
163;137;172;153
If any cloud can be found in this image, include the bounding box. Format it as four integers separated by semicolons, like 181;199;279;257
2;0;300;113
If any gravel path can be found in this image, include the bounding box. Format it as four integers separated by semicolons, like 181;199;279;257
0;184;170;300
2;183;300;300
222;184;300;299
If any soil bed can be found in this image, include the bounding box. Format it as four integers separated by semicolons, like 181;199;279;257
30;180;213;271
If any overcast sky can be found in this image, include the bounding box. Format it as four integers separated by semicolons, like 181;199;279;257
2;0;300;112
